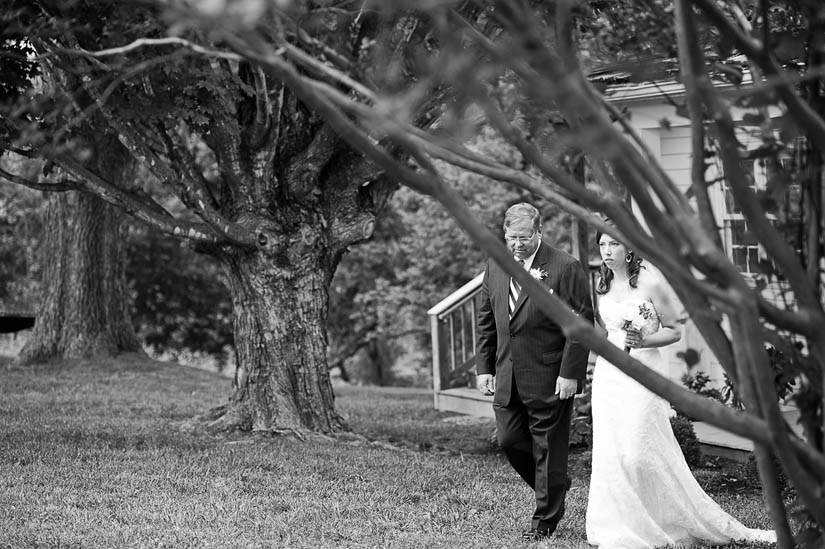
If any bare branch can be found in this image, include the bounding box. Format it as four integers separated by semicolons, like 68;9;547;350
99;112;255;246
276;7;357;73
244;64;272;150
674;0;722;245
159;127;219;210
249;84;285;191
289;45;743;311
702;91;818;308
731;311;825;528
457;6;695;255
0;167;77;192
758;297;822;337
37;34;259;248
284;42;377;102
206;114;258;211
285;124;339;200
692;0;825;152
47;37;249;64
47;152;223;243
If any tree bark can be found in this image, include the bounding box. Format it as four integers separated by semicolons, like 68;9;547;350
188;172;387;435
17;137;141;364
200;246;343;434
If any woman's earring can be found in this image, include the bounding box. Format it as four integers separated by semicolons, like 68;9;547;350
625;252;633;263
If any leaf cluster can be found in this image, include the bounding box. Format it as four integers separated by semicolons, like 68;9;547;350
0;4;41;104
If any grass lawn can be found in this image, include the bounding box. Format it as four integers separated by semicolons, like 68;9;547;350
0;353;778;548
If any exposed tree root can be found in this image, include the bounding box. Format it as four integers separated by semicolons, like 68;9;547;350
180;403;253;434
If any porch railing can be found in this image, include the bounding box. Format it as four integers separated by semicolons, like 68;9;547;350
427;273;484;406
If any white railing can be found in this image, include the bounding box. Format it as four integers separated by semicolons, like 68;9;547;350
427;273;484;406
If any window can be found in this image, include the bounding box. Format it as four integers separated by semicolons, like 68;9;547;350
719;158;770;277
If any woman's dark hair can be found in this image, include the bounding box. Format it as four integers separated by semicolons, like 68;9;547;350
595;229;643;294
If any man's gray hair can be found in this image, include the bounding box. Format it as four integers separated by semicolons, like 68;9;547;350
503;203;541;232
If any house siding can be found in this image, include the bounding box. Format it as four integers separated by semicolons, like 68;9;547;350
606;97;727;386
658;125;726;385
607;85;800;389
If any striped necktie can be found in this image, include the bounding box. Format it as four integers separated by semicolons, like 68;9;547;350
509;259;525;317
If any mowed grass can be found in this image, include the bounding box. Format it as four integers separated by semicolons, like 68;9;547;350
0;354;777;548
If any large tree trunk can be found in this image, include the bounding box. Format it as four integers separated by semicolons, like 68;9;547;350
200;244;343;434
18;138;141;364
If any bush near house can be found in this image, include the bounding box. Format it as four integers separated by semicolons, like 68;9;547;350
670;414;703;469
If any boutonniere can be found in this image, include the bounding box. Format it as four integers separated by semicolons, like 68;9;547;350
529;268;548;281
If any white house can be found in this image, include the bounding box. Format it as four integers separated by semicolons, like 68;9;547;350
604;75;790;388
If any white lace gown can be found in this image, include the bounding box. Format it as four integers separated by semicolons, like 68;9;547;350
586;295;776;549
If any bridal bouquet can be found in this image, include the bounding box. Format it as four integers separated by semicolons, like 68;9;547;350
621;301;658;352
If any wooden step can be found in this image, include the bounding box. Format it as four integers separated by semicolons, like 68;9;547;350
436;387;494;419
435;389;803;463
692;422;753;462
693;405;802;462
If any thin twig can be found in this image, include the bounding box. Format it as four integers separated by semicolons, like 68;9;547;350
0;167;77;192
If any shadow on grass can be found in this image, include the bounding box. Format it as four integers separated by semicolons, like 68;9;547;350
334;383;500;456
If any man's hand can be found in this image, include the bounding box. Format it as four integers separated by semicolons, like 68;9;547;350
477;374;495;396
555;376;577;400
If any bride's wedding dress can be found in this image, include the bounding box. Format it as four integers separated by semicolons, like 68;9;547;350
586;295;776;549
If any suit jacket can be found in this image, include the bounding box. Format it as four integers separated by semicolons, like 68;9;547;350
476;242;594;408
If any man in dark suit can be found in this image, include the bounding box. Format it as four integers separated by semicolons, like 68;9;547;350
477;202;593;542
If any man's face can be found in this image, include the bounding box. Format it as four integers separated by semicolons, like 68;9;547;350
504;219;540;260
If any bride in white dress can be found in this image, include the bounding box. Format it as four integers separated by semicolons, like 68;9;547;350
586;231;776;549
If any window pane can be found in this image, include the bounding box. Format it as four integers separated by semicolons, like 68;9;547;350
731;219;746;243
747;248;759;273
732;248;748;271
725;189;739;214
741;226;758;246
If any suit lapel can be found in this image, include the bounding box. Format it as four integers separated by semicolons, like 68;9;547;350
510;244;552;319
512;278;529;317
496;263;511;320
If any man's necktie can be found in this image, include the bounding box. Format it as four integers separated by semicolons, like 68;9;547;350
509;260;524;317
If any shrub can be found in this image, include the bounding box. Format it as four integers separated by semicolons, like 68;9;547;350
670;414;703;468
741;453;789;493
682;370;725;403
569;364;594;448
